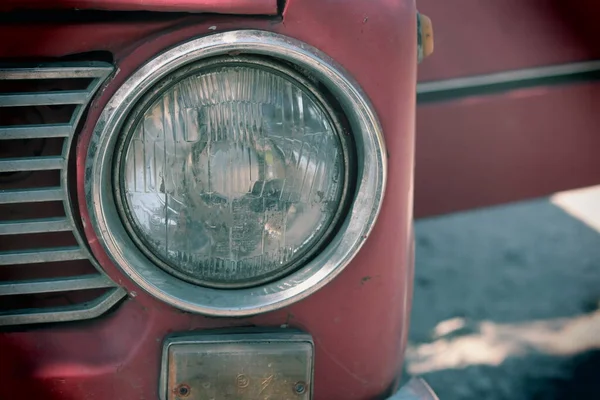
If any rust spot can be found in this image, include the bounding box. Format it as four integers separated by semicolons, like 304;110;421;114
284;311;295;325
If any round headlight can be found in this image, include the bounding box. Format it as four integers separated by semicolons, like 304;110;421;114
114;58;350;288
86;30;386;316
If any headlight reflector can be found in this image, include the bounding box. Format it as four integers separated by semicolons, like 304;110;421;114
115;58;349;288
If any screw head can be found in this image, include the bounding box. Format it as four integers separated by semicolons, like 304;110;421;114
294;381;307;395
174;384;191;398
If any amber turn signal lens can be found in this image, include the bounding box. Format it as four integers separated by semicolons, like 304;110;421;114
418;13;434;63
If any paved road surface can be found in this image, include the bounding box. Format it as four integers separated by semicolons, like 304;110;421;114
405;187;600;399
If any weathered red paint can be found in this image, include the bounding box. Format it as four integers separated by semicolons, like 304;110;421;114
414;0;600;217
0;1;417;399
415;84;600;217
0;0;278;14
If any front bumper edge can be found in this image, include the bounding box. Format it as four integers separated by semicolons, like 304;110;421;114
387;378;439;400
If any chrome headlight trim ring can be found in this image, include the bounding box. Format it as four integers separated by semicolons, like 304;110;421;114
85;30;387;316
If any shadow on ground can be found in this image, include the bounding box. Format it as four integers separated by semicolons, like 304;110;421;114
406;197;600;399
531;351;600;400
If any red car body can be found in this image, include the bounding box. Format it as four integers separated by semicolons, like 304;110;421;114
415;0;600;218
0;1;418;399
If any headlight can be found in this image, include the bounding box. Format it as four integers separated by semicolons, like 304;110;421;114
114;57;350;288
86;30;386;316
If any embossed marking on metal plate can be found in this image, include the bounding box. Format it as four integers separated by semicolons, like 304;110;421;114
159;331;314;400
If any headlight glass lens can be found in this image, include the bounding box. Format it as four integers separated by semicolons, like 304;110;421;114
116;58;349;288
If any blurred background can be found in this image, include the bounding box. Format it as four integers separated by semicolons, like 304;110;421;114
406;1;600;398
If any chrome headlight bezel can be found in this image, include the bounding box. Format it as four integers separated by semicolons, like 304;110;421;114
85;30;387;316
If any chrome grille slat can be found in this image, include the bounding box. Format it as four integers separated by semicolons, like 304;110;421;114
0;124;72;139
0;287;126;326
0;90;89;107
0;275;115;295
0;62;114;80
0;217;71;235
0;62;126;326
0;247;87;265
0;156;64;172
0;187;63;204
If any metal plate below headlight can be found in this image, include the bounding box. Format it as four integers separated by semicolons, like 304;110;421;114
160;330;314;400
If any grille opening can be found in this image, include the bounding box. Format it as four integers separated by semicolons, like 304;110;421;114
0;169;61;189
0;78;93;94
0;231;78;252
0;105;44;125
0;260;97;281
0;137;46;158
0;105;76;126
0;137;63;158
0;288;110;313
0;201;64;221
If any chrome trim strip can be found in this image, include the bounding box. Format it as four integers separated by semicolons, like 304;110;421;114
0;90;89;107
0;62;114;80
417;60;600;102
0;217;71;235
0;275;115;295
0;156;64;172
62;108;100;267
0;124;72;140
0;247;87;265
0;187;63;204
86;30;387;317
418;61;600;94
0;287;126;326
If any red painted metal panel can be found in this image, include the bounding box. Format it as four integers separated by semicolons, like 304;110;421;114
417;0;600;82
0;1;417;399
0;0;278;14
413;0;600;217
415;83;600;218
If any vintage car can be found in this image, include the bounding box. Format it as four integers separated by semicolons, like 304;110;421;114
0;1;436;399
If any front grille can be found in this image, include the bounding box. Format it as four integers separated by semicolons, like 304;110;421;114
0;62;125;326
